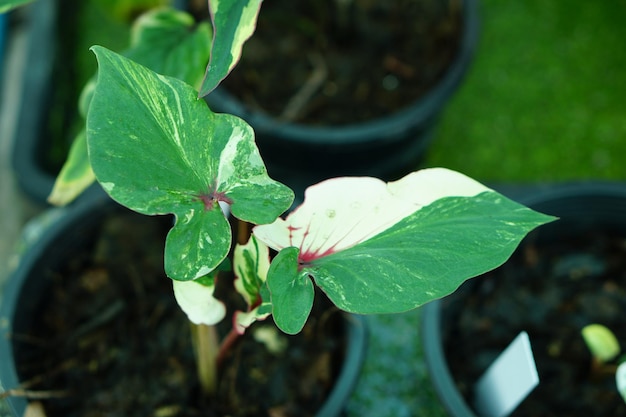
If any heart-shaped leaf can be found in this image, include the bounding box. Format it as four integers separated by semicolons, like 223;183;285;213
255;168;556;329
87;46;293;280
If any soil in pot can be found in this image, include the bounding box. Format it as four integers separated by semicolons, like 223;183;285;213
440;227;626;416
9;209;350;417
220;0;462;125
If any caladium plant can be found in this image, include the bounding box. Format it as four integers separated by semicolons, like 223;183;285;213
32;0;556;405
84;40;555;396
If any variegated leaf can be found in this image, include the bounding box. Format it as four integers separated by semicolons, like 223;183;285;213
233;236;273;333
234;235;270;306
87;46;293;281
48;130;96;206
173;278;226;325
255;168;556;333
234;301;272;334
199;0;262;96
49;8;213;206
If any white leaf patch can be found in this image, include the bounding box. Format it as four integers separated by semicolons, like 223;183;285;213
253;168;490;262
172;279;226;325
234;306;271;335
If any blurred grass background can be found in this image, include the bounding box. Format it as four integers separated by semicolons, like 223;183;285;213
425;0;626;183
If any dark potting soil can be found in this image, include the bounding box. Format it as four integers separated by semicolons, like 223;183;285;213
220;0;462;125
12;210;347;417
441;229;626;416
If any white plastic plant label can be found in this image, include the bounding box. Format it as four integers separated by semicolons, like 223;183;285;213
616;362;626;403
473;331;539;417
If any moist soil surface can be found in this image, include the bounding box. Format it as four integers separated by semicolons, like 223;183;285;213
441;228;626;416
220;0;462;125
12;209;348;417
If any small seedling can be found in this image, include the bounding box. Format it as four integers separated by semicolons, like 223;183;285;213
581;323;626;402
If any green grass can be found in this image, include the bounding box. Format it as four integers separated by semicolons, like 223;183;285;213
425;0;626;183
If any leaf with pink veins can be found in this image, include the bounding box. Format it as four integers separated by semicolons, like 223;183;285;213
254;168;556;334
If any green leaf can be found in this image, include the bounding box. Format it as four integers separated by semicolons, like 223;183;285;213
87;46;293;280
49;8;213;206
47;130;96;206
267;247;314;335
258;168;555;318
199;0;262;96
582;324;621;363
304;192;554;314
127;8;213;90
0;0;34;13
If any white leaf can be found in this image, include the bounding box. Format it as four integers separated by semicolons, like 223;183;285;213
234;306;271;335
172;279;226;325
253;168;490;262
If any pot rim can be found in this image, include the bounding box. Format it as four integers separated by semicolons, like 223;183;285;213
207;0;480;147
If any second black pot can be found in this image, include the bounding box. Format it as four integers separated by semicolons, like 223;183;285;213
421;182;626;416
207;0;479;199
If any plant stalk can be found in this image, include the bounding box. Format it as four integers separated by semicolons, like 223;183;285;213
191;322;220;396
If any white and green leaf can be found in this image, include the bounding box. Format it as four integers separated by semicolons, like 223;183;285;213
173;277;226;325
87;46;293;280
47;131;96;206
199;0;262;96
234;235;270;306
233;235;272;333
127;8;213;91
234;298;272;334
49;8;213;206
254;168;556;333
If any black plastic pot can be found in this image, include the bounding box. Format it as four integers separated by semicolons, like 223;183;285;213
0;195;367;416
207;0;479;199
7;1;125;206
9;0;58;204
421;182;626;417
